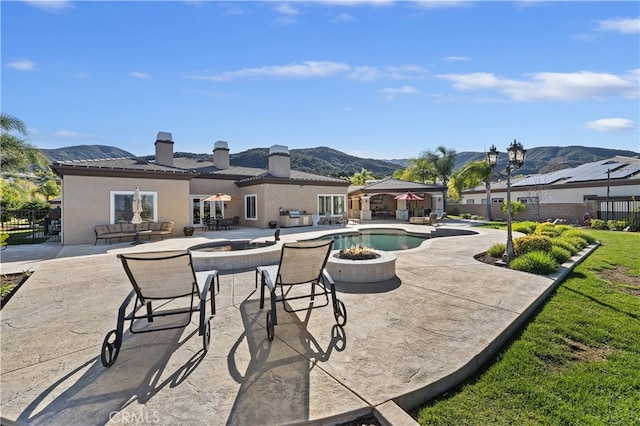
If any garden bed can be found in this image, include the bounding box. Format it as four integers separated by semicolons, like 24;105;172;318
1;272;30;309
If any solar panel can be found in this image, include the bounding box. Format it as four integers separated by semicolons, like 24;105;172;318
566;162;626;183
512;168;571;187
609;165;640;180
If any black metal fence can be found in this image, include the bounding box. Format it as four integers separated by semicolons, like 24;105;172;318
597;199;640;225
0;207;61;244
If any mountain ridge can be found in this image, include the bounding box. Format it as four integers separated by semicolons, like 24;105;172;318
42;144;639;179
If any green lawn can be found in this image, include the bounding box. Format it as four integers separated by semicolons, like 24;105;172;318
415;230;640;425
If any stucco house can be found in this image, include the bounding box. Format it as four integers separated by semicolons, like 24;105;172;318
51;132;350;245
452;156;640;224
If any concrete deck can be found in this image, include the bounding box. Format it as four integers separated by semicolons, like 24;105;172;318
0;222;596;425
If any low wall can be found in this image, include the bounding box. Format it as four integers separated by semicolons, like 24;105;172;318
448;202;592;224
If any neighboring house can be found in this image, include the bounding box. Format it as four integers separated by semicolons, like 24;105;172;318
348;178;448;221
51;132;350;245
453;156;640;224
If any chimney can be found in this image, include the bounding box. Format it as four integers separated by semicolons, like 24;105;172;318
213;140;230;169
268;145;290;178
154;131;174;166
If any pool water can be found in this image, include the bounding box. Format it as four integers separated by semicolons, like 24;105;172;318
189;240;274;252
319;229;429;251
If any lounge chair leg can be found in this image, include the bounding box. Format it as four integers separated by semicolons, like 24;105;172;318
146;301;153;322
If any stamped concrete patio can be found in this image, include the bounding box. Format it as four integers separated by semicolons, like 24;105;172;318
0;222;596;425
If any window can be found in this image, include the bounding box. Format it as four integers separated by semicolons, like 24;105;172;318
492;198;504;204
318;195;345;216
466;199;475;204
517;197;538;204
245;194;257;220
110;191;157;223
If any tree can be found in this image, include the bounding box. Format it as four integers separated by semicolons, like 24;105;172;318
423;145;457;187
33;179;61;201
350;168;375;185
392;156;437;183
501;200;526;219
0;113;49;174
449;160;495;220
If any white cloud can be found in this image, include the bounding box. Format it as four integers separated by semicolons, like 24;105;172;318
444;56;470;62
318;0;394;6
386;64;428;79
438;70;639;101
276;3;300;16
188;61;351;81
348;66;382;81
411;0;472;9
596;17;640;34
23;0;72;12
584;118;635;132
129;71;152;79
381;85;419;101
6;59;36;71
331;13;356;23
54;130;96;139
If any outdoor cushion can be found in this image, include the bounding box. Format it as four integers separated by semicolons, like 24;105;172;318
135;222;150;231
149;222;163;231
121;223;136;233
160;221;174;231
107;224;122;233
95;225;110;236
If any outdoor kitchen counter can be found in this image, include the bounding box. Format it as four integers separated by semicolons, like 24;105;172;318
279;213;313;227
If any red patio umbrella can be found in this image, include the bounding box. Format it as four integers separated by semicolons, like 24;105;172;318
395;192;424;217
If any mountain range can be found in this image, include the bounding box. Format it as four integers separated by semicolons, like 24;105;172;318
42;144;639;179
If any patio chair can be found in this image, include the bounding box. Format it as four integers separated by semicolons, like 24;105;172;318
435;212;447;225
100;250;219;367
256;240;347;341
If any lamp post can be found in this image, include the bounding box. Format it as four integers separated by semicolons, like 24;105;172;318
486;145;499;222
487;140;526;264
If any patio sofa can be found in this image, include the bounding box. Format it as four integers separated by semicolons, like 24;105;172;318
94;221;174;245
409;212;438;225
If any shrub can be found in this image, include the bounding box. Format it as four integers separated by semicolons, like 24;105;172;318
561;229;597;244
534;222;561;237
590;219;607;230
607;220;627;231
550;246;572;264
554;224;573;234
510;251;558;275
487;243;506;258
460;213;472;219
513;235;552;256
561;236;588;250
551;238;579;255
512;221;536;235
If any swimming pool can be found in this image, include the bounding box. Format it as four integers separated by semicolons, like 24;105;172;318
317;229;429;251
189;240;274;252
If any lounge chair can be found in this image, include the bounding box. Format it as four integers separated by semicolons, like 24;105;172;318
435;212;447;225
100;250;219;367
255;240;347;341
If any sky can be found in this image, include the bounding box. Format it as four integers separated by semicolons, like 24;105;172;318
2;1;639;161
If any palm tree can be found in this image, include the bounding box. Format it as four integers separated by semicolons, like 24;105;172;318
393;157;438;183
0;113;49;173
423;146;457;211
424;145;457;187
450;160;495;221
350;168;375;185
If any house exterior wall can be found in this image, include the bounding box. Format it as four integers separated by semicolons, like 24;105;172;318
244;182;348;228
457;179;640;223
60;175;190;245
461;180;640;205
